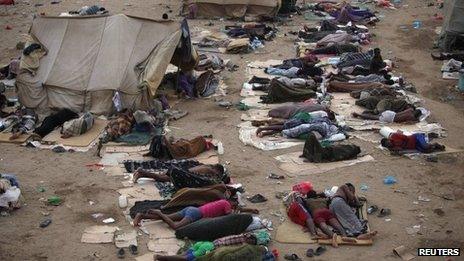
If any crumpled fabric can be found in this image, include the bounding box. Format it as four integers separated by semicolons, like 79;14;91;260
317;32;354;47
265;67;300;78
19;43;46;75
282;122;338;139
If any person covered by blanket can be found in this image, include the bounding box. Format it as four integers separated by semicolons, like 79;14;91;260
352;108;423;123
301;133;361;163
380;131;445;154
4;107;38;140
329;183;370;237
132;199;259;229
32;108;79;139
60;112;95;139
103;108;134;141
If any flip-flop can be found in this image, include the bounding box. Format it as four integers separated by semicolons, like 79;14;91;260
117;248;125;259
377;208;391;218
247;194;268;203
129;245;138;255
306;248;315;257
284;253;301;260
367;205;379;214
314;246;326;256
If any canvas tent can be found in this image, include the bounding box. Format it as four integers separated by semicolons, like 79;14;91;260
183;0;281;18
16;14;197;115
438;0;464;52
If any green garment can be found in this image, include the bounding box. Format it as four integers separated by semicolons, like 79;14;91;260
191;241;215;257
292;112;313;122
196;244;265;261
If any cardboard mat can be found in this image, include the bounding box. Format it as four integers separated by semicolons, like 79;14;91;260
275;218;317;244
330;93;445;135
42;119;107;147
0;132;30;143
275;152;375;176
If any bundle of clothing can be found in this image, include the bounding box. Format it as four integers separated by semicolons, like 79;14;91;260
146;135;213;160
0;174;21;213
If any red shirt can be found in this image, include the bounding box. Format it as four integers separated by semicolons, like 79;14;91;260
389;133;416;150
199;199;232;218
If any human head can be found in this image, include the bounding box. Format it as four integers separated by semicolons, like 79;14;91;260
228;198;239;208
306;190;317;199
327;110;336;120
162;13;168;20
380;138;391;148
345;183;355;193
224;187;238;199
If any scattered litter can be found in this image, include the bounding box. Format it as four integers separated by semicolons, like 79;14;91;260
91;213;104;219
103;218;115;224
383;176;397;185
360;184;369;191
417;196;430;202
393;245;416;260
47;196;62;206
268;173;285;179
405;225;421;235
118;195;128;208
39;218;52;228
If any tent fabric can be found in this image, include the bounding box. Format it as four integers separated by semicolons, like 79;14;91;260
438;0;464;51
16;14;196;115
183;0;281;18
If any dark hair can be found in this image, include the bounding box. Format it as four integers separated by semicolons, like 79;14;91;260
327;110;336;120
380;138;390;148
222;175;231;184
162;13;168;19
345;183;355;190
307;190;317;198
413;109;422;118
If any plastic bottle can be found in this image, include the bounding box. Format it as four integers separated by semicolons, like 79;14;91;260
217;142;224;155
379;126;394;138
326;133;346;142
118;195;128;208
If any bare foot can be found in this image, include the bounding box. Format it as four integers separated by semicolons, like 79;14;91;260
357;231;378;240
332;233;339;248
133;168;146;183
133;213;143;227
9;132;20;140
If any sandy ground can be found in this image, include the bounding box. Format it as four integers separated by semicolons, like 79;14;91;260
1;0;464;260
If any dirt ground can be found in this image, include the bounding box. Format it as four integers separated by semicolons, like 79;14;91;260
1;0;464;260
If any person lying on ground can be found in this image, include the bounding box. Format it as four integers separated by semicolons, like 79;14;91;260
304;190;347;238
355;96;413;114
6;108;37;140
155;244;268;261
329;183;367;236
352;108;422;123
133;163;228;184
133;199;259;229
60;112;94;138
285;191;321;239
306;191;378;242
255;111;335;137
381;131;445;154
32;108;79;140
301;133;361;163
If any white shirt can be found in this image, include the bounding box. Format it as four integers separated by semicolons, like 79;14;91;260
379;110;396;123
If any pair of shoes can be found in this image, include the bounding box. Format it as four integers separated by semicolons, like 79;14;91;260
306;246;327;257
117;245;138;258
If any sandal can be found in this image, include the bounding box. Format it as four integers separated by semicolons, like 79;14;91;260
306;248;315;257
284;253;301;260
315;246;326;256
117;248;125;259
129;245;138;255
367;205;378;214
377;208;391;218
247;194;268;203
